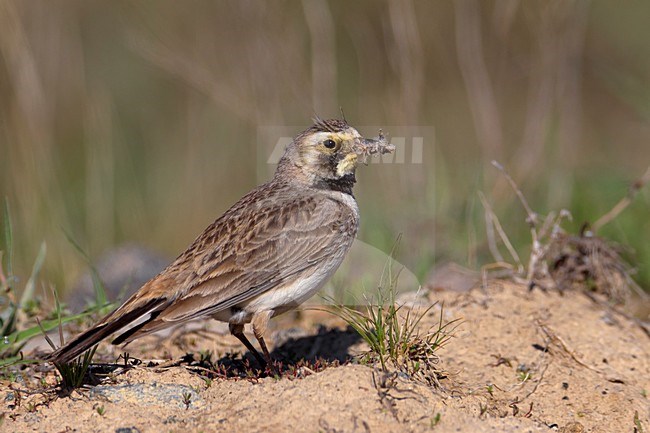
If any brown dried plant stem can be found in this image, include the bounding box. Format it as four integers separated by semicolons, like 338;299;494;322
592;165;650;232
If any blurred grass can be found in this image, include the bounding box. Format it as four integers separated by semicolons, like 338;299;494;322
0;0;649;298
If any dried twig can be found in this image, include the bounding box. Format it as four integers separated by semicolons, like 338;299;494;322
492;161;541;283
35;317;57;351
478;192;523;274
478;192;504;264
536;320;600;373
480;262;517;289
491;161;538;227
526;210;572;286
592;165;650;232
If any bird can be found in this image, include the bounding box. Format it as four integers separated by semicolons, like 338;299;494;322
45;118;394;367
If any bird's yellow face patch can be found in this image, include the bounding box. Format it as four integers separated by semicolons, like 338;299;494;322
336;153;358;177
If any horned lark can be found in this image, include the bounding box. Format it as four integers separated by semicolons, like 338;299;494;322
47;118;394;366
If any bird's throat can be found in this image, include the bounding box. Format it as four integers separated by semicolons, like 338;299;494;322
325;173;356;195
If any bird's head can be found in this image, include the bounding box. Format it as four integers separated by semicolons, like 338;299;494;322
276;118;392;191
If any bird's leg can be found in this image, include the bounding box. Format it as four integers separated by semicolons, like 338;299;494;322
252;310;274;367
228;322;266;368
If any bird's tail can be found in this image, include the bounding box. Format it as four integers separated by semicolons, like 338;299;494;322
43;298;163;364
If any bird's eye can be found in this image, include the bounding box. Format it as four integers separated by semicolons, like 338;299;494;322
323;139;337;149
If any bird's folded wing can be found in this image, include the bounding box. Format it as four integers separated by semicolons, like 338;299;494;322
114;192;356;339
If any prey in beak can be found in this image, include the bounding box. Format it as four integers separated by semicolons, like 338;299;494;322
355;130;396;164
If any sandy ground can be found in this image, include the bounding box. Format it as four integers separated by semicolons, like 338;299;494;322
2;280;649;433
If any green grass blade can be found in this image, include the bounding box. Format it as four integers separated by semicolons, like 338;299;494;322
62;229;108;308
0;300;17;338
2;198;13;279
0;199;17;338
3;310;94;351
0;355;41;368
19;242;47;308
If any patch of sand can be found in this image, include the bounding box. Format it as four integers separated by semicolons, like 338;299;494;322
3;281;649;432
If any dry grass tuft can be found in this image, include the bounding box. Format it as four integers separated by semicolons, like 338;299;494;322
324;261;460;388
481;162;650;307
546;229;638;304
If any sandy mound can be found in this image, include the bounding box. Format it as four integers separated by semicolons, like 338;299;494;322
3;281;649;433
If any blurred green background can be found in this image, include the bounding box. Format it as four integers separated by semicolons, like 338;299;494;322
1;0;649;297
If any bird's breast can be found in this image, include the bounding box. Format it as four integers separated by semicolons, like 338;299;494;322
223;190;359;325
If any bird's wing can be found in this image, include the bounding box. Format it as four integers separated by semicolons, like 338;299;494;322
112;187;358;341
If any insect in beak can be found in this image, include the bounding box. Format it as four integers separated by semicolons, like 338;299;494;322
355;130;395;164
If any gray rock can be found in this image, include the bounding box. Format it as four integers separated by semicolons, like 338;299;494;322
67;244;168;312
89;382;203;409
